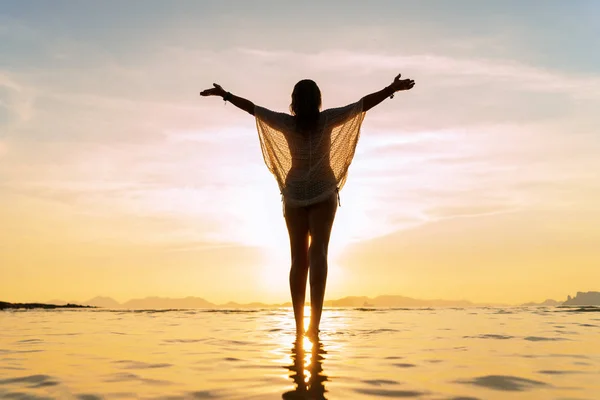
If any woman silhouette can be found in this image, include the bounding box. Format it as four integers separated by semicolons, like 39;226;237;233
200;74;415;338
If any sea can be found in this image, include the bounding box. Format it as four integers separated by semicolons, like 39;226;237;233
1;306;599;400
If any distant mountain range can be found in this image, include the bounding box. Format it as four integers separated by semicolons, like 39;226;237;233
520;299;563;306
563;292;600;306
44;296;292;309
4;291;599;310
32;295;482;309
520;292;600;306
323;295;477;308
0;301;93;310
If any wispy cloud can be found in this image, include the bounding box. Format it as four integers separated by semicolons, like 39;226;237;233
239;48;600;95
2;40;598;251
0;72;36;130
0;3;600;304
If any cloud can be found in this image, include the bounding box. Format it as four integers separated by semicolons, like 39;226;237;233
0;72;36;130
238;48;600;96
1;28;598;251
1;2;599;304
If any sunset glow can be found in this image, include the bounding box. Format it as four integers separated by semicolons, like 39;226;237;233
1;1;599;305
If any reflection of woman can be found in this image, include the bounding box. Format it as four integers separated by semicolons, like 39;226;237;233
283;338;328;400
200;75;415;338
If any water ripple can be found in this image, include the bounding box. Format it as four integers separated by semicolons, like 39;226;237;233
163;338;206;344
362;379;401;386
353;388;426;397
0;392;55;400
0;374;58;388
104;372;171;386
456;375;549;391
393;363;417;368
524;336;569;341
1;307;598;399
77;395;103;400
464;334;514;340
113;360;173;369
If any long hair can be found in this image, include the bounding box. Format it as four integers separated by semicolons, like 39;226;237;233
290;79;322;131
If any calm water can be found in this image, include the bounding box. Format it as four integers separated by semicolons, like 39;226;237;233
1;307;599;399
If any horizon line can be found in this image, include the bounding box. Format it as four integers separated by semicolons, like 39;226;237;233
28;291;598;307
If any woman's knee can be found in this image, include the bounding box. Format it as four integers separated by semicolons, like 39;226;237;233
309;242;328;265
290;253;309;272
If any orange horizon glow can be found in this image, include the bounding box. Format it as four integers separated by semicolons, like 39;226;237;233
1;3;599;306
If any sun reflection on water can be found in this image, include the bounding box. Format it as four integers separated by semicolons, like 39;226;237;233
2;308;599;399
282;336;329;400
268;305;347;399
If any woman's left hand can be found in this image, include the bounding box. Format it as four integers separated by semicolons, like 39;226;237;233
200;83;226;97
390;74;415;92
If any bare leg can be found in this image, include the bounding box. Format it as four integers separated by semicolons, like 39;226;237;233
284;203;310;337
307;193;338;338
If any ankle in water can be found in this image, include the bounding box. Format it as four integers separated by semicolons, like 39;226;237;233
305;326;320;340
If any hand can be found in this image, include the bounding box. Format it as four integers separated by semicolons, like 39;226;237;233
200;83;226;98
389;74;415;97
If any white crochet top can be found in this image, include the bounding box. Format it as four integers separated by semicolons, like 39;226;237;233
255;99;365;207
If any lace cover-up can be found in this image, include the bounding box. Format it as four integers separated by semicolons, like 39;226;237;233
255;100;365;207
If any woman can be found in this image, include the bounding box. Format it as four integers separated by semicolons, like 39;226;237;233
200;74;415;338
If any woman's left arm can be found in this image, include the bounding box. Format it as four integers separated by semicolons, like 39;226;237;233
361;73;415;112
200;83;255;116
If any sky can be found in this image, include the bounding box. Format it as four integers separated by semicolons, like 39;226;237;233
1;1;599;305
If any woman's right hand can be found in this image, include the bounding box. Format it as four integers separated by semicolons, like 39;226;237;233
200;83;226;97
390;74;415;93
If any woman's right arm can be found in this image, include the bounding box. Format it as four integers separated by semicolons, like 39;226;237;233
200;83;255;115
361;74;415;112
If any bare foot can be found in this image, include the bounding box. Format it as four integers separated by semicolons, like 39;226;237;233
305;326;319;341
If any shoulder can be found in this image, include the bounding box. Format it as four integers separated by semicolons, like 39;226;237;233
322;100;363;115
255;105;293;122
254;105;295;132
320;100;364;121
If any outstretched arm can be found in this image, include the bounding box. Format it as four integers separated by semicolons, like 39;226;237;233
361;74;415;112
200;83;255;116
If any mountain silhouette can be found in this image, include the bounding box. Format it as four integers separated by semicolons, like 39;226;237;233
521;299;562;306
324;295;478;307
10;291;593;310
563;291;600;306
71;295;487;309
121;296;216;309
0;301;93;310
85;296;122;308
520;292;600;306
